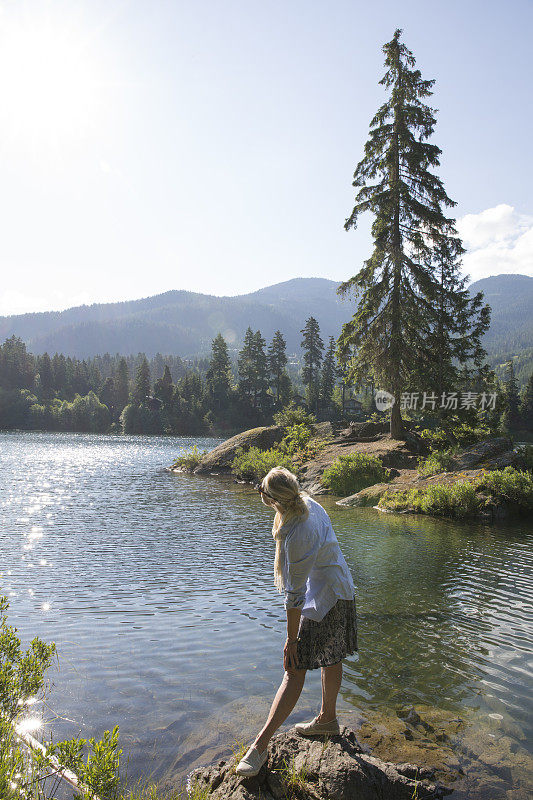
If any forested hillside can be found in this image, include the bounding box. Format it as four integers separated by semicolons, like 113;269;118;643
0;278;352;358
0;275;531;381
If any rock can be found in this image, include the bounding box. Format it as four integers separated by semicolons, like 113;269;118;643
451;437;514;470
188;728;451;800
336;483;394;507
194;426;285;474
337;421;391;440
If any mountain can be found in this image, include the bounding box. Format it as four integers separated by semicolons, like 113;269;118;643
468;274;533;353
0;274;531;367
0;278;355;358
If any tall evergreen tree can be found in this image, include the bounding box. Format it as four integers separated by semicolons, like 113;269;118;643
154;365;174;406
115;358;130;411
99;376;116;416
0;336;35;390
503;360;521;430
238;327;256;407
300;316;324;414
133;357;151;404
252;330;269;411
205;333;232;417
268;330;288;405
338;29;491;437
519;371;533;430
52;353;67;393
320;336;337;415
37;353;54;399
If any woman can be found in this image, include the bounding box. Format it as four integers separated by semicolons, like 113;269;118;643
236;466;358;777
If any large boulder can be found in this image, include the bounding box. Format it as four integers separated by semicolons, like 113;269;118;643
451;437;516;470
194;425;285;474
187;727;450;800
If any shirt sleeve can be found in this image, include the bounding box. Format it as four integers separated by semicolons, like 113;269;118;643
283;527;320;611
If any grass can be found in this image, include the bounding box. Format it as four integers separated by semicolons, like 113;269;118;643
272;755;309;799
170;445;208;471
230;739;248;774
186;777;211;800
379;466;533;518
380;481;479;519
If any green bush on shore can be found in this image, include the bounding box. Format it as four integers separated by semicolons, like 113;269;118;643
478;466;533;509
417;446;459;477
231;446;293;482
321;453;389;497
170;445;208;471
379;466;533;518
273;402;316;430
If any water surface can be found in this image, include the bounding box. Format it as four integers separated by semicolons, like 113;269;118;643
1;431;531;798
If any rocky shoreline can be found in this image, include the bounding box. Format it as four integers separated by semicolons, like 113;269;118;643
187;725;451;799
170;421;530;521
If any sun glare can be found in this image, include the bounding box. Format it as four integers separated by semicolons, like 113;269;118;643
0;13;105;153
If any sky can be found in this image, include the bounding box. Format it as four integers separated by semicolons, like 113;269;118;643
0;0;532;316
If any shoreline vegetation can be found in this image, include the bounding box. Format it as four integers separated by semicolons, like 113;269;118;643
170;414;533;522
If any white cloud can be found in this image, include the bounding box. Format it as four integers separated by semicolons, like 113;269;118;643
457;204;533;283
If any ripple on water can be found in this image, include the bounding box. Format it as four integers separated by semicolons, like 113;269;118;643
1;431;532;796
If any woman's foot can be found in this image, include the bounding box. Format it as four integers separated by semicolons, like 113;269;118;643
294;715;340;736
235;743;268;777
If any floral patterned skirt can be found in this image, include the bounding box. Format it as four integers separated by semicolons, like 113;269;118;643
296;593;358;670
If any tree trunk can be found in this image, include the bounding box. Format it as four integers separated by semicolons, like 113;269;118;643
390;392;405;439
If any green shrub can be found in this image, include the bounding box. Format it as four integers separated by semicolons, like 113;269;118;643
170;445;208;471
417;446;458;477
277;423;313;456
273;402;316;430
418;423;492;451
418;481;480;518
231;446;293;482
380;481;480;518
517;444;533;473
478;466;533;511
321;453;389;497
0;595;121;800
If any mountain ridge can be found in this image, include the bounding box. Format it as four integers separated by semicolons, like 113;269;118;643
0;274;531;361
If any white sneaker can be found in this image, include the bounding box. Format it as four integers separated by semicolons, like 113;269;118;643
235;744;268;777
294;716;340;736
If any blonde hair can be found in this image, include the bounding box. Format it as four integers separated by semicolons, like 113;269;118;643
262;467;309;592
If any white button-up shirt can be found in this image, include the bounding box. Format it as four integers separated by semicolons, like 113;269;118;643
282;496;355;622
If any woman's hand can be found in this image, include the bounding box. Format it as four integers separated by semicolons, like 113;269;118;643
284;638;299;671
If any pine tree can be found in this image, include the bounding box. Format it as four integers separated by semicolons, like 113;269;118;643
252;330;269;411
300;316;324;414
37;353;55;399
320;336;337;415
338;29;491;438
503;360;521;430
519;372;533;430
238;327;256;407
154;365;173;406
99;376;116;416
0;336;35;390
205;333;232;418
115;358;130;411
268;330;288;405
133;357;151;404
52;353;67;393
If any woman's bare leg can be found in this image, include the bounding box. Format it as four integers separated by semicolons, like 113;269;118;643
252;668;307;754
316;661;342;722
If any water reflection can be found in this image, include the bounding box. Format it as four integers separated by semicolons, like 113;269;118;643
0;431;532;798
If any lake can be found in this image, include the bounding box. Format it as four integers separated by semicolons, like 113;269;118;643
1;431;531;798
